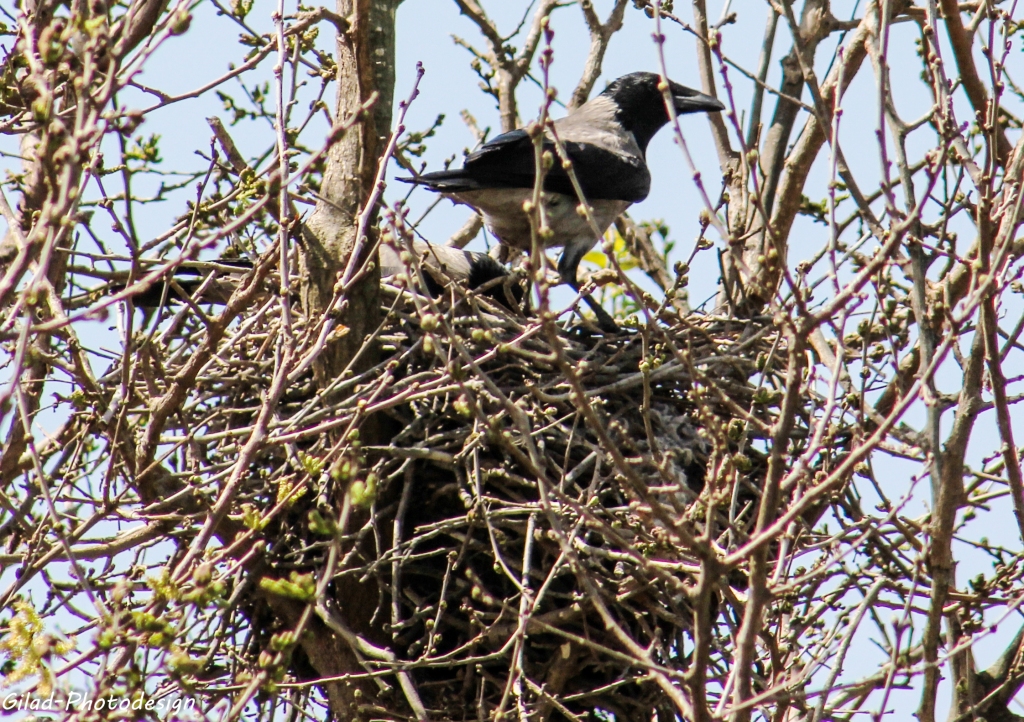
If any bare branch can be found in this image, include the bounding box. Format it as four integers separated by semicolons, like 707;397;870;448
568;0;629;109
938;0;1012;165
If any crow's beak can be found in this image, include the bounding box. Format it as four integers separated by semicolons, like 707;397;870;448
673;89;725;115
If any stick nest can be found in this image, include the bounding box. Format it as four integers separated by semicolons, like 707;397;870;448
151;275;806;720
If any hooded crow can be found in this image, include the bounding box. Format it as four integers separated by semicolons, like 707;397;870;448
125;244;522;311
380;240;523;310
400;72;724;330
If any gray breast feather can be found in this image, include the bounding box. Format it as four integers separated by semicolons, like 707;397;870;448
450;188;629;252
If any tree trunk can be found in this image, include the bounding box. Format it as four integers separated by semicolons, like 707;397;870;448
295;1;402;717
303;0;401;382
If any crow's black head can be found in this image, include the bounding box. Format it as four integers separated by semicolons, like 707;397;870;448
601;72;724;151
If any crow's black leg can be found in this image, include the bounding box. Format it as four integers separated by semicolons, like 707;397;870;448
558;241;619;333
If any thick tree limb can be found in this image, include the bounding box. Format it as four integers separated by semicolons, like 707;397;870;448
454;0;561;131
569;0;629;110
302;0;401;382
938;0;1012;166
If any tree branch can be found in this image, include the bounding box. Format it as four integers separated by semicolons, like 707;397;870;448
568;0;628;109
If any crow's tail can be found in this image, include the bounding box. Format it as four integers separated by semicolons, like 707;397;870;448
396;170;477;193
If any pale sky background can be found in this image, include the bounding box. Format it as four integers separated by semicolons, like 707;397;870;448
2;0;1024;718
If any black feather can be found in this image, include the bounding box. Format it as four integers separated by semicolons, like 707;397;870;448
399;130;650;202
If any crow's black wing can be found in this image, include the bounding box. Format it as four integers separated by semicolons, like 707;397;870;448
397;130;535;192
560;140;650;202
400;128;650;202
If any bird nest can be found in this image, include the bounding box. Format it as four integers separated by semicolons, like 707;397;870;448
149;272;799;720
